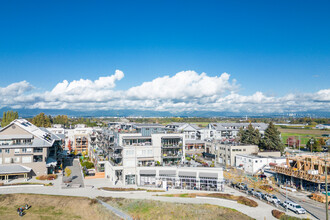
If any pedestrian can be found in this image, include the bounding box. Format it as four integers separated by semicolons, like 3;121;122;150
25;204;29;210
17;207;20;214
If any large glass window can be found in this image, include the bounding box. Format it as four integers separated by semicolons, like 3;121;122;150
125;175;136;185
33;155;43;162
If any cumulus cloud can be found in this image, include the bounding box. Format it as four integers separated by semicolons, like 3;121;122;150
0;70;329;113
127;71;237;100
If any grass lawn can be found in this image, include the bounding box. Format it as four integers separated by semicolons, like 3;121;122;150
0;194;115;220
98;196;253;220
279;128;330;146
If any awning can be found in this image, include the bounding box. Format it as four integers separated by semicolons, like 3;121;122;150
178;171;196;177
140;170;156;175
161;136;182;139
0;164;32;175
46;157;57;167
199;172;218;178
159;170;176;176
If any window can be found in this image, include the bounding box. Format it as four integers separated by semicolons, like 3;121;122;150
15;149;20;154
22;156;32;163
14;157;20;163
33;155;43;162
34;148;43;153
5;149;10;154
0;149;2;153
5;158;11;163
255;160;258;163
0;158;2;164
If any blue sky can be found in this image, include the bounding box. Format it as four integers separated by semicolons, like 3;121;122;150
0;0;329;113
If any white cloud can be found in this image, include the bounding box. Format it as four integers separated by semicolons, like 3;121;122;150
0;70;329;113
127;71;237;100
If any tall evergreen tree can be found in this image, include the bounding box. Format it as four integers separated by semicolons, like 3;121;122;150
238;123;261;145
260;122;284;152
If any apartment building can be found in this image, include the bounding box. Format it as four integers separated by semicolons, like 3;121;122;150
0;119;62;181
206;123;268;140
216;143;259;166
236;154;285;174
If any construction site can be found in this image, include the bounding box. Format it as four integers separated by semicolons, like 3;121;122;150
272;154;330;192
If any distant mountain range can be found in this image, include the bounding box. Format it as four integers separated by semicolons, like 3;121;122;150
0;108;329;118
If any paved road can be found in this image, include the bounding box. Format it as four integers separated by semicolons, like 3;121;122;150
63;158;84;187
276;190;325;220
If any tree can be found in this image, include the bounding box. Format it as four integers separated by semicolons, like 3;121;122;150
32;113;51;127
1;110;19;127
238;124;261;145
260;122;284;152
319;138;326;146
306;138;322;152
53;115;69;125
64;167;72;177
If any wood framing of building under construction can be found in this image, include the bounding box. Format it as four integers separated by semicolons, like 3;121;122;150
272;155;330;184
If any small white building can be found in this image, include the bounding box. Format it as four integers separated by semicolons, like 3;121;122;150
236;154;286;174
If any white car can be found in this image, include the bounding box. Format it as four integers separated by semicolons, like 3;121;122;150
265;194;281;204
283;200;306;214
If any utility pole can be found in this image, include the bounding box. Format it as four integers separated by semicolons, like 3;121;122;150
310;138;314;154
325;153;329;220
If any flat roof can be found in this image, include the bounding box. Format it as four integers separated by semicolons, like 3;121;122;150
0;164;32;174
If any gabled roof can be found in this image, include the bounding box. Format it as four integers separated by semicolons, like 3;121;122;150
1;119;55;145
209;123;268;131
178;123;201;131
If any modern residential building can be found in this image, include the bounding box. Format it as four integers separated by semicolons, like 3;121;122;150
132;123;166;136
236;154;286;175
206;123;268;140
0;119;63;181
214;142;259;166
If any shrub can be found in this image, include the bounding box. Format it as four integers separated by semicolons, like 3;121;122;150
81;161;94;169
272;209;285;219
36;174;57;180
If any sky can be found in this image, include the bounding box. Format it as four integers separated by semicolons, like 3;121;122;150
0;0;329;113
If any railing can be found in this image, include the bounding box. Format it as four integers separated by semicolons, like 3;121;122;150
161;145;182;148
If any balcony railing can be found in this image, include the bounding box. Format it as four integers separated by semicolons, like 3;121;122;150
161;144;182;148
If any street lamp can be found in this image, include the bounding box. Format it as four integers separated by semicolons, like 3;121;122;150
310;138;314;154
325;153;329;220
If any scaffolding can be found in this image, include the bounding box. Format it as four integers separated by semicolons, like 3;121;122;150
272;155;330;184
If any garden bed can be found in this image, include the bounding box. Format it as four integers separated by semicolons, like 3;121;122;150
159;193;258;207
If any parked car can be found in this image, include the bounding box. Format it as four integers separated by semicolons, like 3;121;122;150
236;183;248;191
265;194;281;204
283;200;306;214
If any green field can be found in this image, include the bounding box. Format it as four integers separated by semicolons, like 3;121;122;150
281;133;318;146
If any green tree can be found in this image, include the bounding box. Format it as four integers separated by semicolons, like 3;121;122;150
260;122;284;152
32;113;51;127
238;124;261;145
306;138;322;152
53;115;69;125
1;110;19;127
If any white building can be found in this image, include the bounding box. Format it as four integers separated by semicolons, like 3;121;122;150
235;154;286;174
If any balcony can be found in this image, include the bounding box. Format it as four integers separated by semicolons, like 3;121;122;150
162;153;182;159
161;144;182;149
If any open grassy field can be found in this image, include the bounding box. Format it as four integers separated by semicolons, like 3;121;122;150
98;196;253;220
278;128;330;135
0;194;115;220
279;128;330;146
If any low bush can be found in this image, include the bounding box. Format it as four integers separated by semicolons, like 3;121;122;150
36;174;57;180
206;193;258;207
100;187;145;191
81;161;94;169
272;209;285;219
